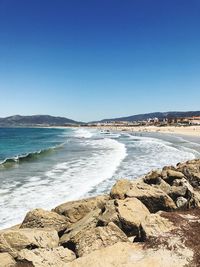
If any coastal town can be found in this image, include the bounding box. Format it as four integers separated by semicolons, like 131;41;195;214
87;116;200;127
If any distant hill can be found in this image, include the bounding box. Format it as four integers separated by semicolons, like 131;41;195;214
99;111;200;122
0;115;81;126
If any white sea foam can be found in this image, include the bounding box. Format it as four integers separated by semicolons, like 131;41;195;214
86;134;197;197
73;128;96;138
0;133;127;229
45;137;127;200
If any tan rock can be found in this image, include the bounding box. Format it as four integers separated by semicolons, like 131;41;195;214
110;179;132;199
143;170;162;185
63;222;128;257
0;252;16;266
173;178;200;208
167;169;185;179
168;185;187;201
97;200;119;226
20;208;68;233
177;159;200;188
161;165;176;179
140;213;175;240
116;198;150;236
162;165;177;171
53;195;108;225
0;228;59;254
125;181;176;212
154;179;171;194
97;198;150;237
65;241;192;267
16;247;76;267
162;169;185;184
60;208;101;246
190;190;200;208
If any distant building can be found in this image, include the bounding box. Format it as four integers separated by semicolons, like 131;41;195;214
189;116;200;125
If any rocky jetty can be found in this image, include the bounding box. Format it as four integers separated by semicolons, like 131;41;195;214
1;159;200;266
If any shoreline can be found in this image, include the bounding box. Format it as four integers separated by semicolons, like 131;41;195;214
90;125;200;138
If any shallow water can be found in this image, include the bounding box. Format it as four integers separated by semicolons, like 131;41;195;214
0;127;200;229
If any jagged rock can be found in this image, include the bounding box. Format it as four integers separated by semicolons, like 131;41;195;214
120;181;176;212
60;208;101;246
110;179;132;199
172;177;194;195
168;185;187;201
97;198;150;237
0;228;59;254
162;165;177;172
65;241;193;267
97;199;119;226
143;170;162;184
16;247;76;267
116;198;150;236
154;179;171;194
63;222;128;257
161;166;176;180
97;200;119;226
53;195;108;225
0;252;16;266
140;213;175;240
177;159;200;188
172;178;200;208
162;169;185;184
20;209;68;234
191;191;200;208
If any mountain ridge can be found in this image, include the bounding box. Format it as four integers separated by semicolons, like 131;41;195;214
98;111;200;122
0;115;81;126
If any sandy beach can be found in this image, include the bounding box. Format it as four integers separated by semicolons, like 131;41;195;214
93;125;200;137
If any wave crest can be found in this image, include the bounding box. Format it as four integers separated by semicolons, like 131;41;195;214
0;143;64;168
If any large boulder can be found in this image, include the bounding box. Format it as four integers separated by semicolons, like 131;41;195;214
65;241;192;267
143;170;162;185
16;247;76;267
111;180;176;212
168;185;187;201
53;195;108;225
110;179;132;199
162;169;185;184
98;198;150;237
97;200;119;226
140;213;175;240
60;208;101;246
172;178;200;209
97;198;150;237
20;209;68;234
177;159;200;188
116;198;150;236
153;179;171;194
0;228;59;254
63;222;128;257
0;252;16;267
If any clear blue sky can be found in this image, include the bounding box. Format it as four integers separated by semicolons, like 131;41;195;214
0;0;200;121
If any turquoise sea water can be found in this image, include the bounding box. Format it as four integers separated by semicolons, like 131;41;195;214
0;127;66;164
0;127;200;229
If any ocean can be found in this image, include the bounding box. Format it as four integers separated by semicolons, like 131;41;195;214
0;127;200;229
